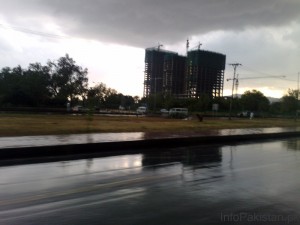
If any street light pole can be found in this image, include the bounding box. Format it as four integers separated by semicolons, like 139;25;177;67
297;72;299;100
297;72;299;120
154;77;157;112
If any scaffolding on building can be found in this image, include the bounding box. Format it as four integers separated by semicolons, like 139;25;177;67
163;54;186;96
143;46;226;99
143;48;178;97
185;50;226;98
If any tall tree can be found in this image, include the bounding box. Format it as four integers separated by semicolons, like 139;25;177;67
281;89;299;113
48;54;88;105
240;90;270;112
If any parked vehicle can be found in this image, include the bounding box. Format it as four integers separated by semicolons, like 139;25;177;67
169;108;188;118
72;106;88;112
160;109;169;113
136;106;147;114
238;111;250;117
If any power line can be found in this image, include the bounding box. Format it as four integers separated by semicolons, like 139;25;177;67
238;73;296;82
236;75;286;80
241;64;293;77
235;64;300;84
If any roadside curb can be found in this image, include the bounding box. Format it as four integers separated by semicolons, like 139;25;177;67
1;131;300;160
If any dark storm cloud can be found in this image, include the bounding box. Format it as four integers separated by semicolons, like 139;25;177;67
1;0;300;46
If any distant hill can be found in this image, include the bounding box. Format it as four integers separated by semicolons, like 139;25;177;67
267;97;281;103
227;94;281;103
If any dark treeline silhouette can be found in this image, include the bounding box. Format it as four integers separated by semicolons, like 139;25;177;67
0;54;88;107
87;82;136;110
0;54;137;110
143;89;299;116
0;54;297;116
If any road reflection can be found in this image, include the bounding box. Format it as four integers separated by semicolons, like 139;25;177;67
2;138;300;224
283;138;300;151
142;145;222;167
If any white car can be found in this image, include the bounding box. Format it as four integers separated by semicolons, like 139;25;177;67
160;109;169;113
136;106;147;114
72;105;83;112
169;108;188;118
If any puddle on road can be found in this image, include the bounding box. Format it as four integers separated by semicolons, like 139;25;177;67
1;127;300;149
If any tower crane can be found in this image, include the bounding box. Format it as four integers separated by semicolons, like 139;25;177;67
197;42;202;50
190;42;203;51
148;43;163;52
157;43;163;51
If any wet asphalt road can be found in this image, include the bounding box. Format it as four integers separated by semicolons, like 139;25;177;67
1;138;300;225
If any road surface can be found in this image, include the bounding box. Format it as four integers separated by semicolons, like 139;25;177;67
1;138;300;224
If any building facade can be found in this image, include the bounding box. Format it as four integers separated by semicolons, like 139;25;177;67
186;50;226;98
144;48;177;97
163;53;186;97
143;47;226;99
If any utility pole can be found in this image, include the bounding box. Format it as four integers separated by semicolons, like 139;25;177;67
297;72;300;120
228;63;242;120
297;72;299;100
235;74;239;97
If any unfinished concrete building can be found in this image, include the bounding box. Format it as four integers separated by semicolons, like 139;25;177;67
163;54;186;97
143;46;226;99
144;47;180;97
186;50;226;98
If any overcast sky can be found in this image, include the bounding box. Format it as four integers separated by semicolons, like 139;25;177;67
0;0;300;98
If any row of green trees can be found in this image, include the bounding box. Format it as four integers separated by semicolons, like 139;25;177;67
143;89;299;116
239;89;299;115
0;54;298;115
0;54;88;106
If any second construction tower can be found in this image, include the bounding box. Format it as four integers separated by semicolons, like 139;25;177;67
144;45;226;99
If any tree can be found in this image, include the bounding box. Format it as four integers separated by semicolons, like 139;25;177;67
120;95;135;109
286;88;300;99
281;89;299;114
269;101;282;115
133;96;140;104
23;63;52;106
48;54;88;105
105;93;123;109
0;64;52;106
187;95;211;112
0;54;89;107
240;90;270;112
87;83;108;107
213;97;230;112
87;82;118;108
0;66;28;106
0;65;51;106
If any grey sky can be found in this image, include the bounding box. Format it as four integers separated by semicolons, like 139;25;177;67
2;0;300;46
0;0;300;97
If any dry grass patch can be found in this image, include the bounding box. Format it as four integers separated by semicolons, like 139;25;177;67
0;114;299;136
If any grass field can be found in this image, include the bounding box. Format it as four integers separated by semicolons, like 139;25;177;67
0;113;299;137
